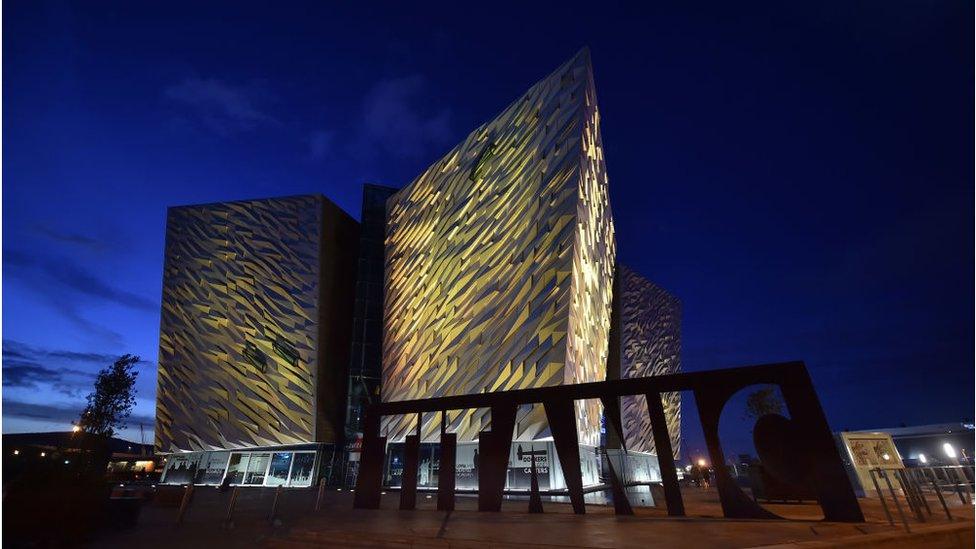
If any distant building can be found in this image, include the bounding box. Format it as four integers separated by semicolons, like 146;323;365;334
845;423;974;466
3;431;158;479
836;423;973;496
155;195;358;487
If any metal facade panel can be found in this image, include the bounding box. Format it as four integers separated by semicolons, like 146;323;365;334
382;49;615;445
618;264;682;457
155;195;355;453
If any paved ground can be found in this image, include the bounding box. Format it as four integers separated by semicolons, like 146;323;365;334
94;485;974;548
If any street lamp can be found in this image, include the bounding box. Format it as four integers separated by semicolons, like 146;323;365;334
943;443;957;459
697;458;707;467
72;425;81;433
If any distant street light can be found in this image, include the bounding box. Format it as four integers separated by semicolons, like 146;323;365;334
944;443;957;459
918;454;928;464
697;458;707;467
13;450;19;455
40;452;46;457
72;425;81;433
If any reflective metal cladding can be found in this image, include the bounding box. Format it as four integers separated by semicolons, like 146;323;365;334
155;195;358;453
382;49;615;446
616;264;682;457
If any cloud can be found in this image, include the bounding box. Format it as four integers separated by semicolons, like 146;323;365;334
4;249;157;312
32;224;130;255
2;340;151;397
360;75;452;159
3;340;153;401
2;398;154;427
33;225;106;251
3;361;89;388
164;78;279;136
3;340;151;368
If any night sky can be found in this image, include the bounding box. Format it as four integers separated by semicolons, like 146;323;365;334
3;1;972;460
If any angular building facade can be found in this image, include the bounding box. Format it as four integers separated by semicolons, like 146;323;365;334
381;49;615;448
612;264;682;457
155;195;358;486
152;49;682;495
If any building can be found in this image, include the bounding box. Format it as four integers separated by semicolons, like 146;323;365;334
382;49;614;451
342;184;398;484
840;423;974;467
874;423;974;466
377;49;682;492
836;422;973;496
155;195;358;487
153;50;682;493
605;264;682;484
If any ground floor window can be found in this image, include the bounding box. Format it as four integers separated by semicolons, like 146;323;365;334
225;453;249;484
161;453;201;484
243;452;270;485
160;447;325;487
195;452;230;484
266;452;293;486
289;452;316;487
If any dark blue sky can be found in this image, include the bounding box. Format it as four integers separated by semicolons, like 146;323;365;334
3;1;972;458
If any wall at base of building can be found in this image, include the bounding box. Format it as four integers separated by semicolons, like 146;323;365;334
381;440;601;491
159;443;336;488
603;448;662;483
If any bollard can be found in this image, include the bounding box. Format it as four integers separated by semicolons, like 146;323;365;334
269;485;283;525
315;478;327;512
223;487;239;530
176;484;195;526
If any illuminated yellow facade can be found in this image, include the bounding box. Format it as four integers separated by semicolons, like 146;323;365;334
382;49;615;446
155;195;357;453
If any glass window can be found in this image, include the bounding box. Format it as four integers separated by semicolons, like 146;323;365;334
197;452;230;485
266;452;293;486
226;453;249;485
162;453;201;485
244;452;270;485
288;452;316;487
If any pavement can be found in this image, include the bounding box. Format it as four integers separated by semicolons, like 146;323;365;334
93;485;974;548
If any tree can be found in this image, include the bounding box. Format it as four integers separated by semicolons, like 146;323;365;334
744;386;784;421
78;354;140;438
